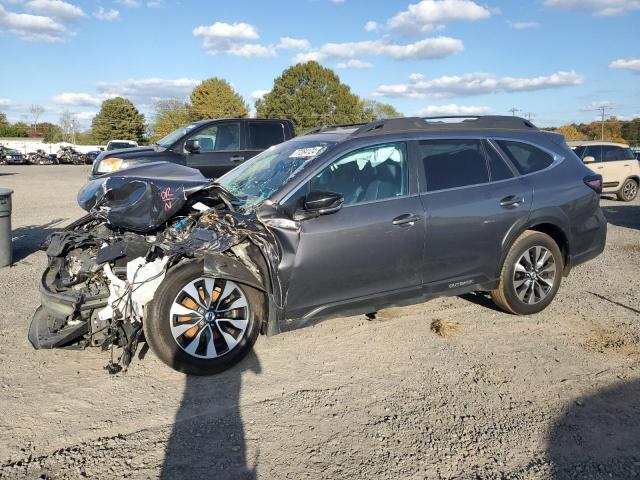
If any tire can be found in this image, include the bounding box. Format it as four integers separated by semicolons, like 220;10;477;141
490;231;563;315
617;178;638;202
144;259;263;375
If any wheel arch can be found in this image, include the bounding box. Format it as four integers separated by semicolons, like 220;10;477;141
497;219;571;280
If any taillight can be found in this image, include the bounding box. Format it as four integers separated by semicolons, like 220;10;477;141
584;174;603;194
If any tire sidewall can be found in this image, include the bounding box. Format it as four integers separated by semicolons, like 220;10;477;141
502;233;563;315
144;259;262;376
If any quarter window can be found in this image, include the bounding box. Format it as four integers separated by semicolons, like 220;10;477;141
305;143;408;206
585;145;603;162
495;140;554;175
419;140;488;191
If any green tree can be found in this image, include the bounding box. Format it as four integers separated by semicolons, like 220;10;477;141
0;112;7;127
38;122;64;143
151;99;190;142
255;61;366;131
189;78;248;120
361;99;403;122
91;97;146;144
0;122;29;137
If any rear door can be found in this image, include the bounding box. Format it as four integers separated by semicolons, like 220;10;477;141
244;121;287;161
417;138;533;290
602;145;635;189
184;121;243;178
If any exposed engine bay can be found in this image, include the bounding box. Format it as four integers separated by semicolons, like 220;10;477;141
29;162;282;374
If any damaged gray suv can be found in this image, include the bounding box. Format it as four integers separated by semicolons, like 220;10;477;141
29;116;607;375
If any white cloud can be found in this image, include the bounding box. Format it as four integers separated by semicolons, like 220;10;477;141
416;104;493;116
75;111;96;121
250;89;269;101
52;92;114;106
373;71;584;99
118;0;141;7
509;21;539;29
94;7;119;21
0;98;16;107
53;78;200;107
95;78;200;100
277;36;310;51
388;0;490;36
364;20;378;32
409;73;424;82
294;36;463;63
544;0;640;16
192;21;276;58
609;58;640;72
336;59;373;69
0;4;67;42
25;0;84;21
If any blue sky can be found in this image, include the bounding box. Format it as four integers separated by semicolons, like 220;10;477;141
1;0;639;128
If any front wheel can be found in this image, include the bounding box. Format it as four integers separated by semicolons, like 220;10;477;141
491;231;563;315
144;260;263;375
617;178;638;202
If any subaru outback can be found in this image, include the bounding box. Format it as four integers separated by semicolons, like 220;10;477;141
30;116;607;375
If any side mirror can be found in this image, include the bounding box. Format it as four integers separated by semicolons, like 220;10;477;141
583;155;596;164
184;139;200;153
294;190;344;220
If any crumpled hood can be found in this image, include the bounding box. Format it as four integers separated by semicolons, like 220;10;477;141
77;161;211;232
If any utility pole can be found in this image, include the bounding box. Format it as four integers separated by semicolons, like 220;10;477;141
525;112;535;122
508;107;521;117
594;104;612;141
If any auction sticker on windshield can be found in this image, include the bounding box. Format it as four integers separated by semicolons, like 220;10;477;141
289;146;325;158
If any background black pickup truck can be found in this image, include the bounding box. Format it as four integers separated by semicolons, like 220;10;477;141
92;118;295;179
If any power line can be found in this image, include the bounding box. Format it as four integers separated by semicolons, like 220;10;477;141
508;107;521;117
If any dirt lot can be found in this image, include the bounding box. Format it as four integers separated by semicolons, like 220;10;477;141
0;165;638;479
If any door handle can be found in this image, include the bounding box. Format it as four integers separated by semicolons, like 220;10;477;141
499;195;524;208
392;213;421;225
230;155;245;162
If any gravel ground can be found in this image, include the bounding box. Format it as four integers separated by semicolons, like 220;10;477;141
0;165;638;480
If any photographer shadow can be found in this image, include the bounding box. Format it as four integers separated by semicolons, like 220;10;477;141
547;379;640;479
160;350;261;480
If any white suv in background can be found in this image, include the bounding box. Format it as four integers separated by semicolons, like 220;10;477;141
570;141;640;201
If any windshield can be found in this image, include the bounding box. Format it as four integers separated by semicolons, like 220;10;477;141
156;123;200;148
107;142;135;151
217;139;335;210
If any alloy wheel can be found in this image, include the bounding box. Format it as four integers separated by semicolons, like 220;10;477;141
512;246;556;305
623;180;637;200
169;277;249;359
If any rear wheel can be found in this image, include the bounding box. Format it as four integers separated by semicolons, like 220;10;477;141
144;260;263;375
617;178;638;202
491;231;563;315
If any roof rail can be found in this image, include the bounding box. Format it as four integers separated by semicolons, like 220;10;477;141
350;115;538;137
302;123;368;135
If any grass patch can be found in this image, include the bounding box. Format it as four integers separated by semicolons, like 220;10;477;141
430;319;461;338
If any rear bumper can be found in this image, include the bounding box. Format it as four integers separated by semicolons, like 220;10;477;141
568;209;607;271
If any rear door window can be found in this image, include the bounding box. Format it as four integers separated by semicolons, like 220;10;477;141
495;140;554;175
419;140;489;191
603;146;635;161
248;122;285;150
